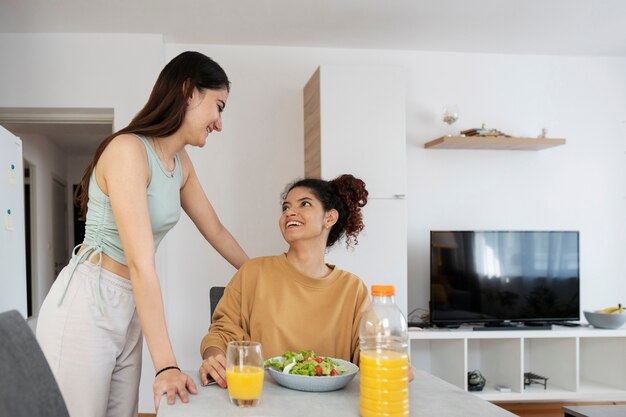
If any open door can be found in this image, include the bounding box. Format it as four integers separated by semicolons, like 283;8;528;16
0;125;27;317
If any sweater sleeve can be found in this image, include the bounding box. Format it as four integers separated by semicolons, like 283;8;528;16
199;268;250;358
350;280;371;365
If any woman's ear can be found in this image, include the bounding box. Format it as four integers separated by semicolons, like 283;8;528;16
182;79;195;104
186;87;202;107
325;209;339;229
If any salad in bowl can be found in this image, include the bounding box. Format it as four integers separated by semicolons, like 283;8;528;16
264;350;358;392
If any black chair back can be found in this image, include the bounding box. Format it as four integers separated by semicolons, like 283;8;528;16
0;310;70;417
209;286;226;323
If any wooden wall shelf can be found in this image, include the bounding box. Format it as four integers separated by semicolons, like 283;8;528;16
424;136;566;150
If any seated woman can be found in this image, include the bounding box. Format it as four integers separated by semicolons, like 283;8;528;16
198;174;371;388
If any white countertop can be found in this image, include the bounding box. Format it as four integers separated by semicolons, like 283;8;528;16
157;370;516;417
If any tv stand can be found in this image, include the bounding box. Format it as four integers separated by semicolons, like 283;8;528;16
409;327;626;402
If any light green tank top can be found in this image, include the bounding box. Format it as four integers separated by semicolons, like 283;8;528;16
82;134;183;265
57;134;183;313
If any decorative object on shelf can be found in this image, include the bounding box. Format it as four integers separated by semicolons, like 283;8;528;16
495;384;511;392
441;104;459;136
461;123;511;138
538;127;548;138
584;304;626;329
594;303;624;314
467;370;486;391
524;372;548;390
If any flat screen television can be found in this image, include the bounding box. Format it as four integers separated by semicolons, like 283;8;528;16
430;231;580;327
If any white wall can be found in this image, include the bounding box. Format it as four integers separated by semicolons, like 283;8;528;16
20;133;66;315
0;33;164;130
405;53;626;318
164;42;626;341
2;34;625;413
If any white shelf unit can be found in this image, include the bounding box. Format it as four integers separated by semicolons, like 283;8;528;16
409;326;626;402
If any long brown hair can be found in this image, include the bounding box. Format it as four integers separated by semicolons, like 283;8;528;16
75;51;230;219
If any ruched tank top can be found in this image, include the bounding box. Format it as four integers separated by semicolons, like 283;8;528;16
57;134;184;313
82;134;183;265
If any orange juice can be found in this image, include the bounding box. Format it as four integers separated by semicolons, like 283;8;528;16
359;350;409;417
226;366;264;400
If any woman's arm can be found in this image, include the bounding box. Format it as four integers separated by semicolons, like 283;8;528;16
351;281;370;364
100;135;196;410
179;149;249;269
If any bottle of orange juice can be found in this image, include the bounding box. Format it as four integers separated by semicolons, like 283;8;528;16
359;285;409;417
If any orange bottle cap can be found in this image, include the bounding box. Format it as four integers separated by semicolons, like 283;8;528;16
371;285;395;296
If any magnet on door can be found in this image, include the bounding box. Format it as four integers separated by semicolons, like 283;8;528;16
4;209;13;231
8;163;17;184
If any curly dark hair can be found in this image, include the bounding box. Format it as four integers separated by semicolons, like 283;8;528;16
282;174;368;247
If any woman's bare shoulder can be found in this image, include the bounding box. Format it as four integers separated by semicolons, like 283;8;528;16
98;133;149;177
106;133;146;153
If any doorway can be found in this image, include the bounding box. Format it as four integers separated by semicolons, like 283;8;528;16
52;177;68;278
23;160;36;317
0;107;114;317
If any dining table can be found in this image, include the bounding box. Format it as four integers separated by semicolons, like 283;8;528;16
157;370;516;417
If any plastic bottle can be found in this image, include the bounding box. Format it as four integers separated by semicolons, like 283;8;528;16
359;285;409;417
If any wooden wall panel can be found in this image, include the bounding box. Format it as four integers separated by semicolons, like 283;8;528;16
303;67;321;178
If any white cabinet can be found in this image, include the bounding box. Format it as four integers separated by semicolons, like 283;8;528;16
304;65;406;198
303;65;408;314
409;327;626;402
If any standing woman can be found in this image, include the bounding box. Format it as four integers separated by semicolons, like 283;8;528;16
36;51;248;417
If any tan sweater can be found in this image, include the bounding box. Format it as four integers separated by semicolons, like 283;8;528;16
200;254;370;364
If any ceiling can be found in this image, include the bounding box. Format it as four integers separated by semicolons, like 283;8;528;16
2;1;624;154
2;0;626;57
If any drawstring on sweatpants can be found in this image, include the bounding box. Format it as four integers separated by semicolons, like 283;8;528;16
58;244;105;314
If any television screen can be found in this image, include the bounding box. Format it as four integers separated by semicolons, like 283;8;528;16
430;231;580;326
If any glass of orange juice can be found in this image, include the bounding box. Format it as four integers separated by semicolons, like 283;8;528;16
225;341;264;407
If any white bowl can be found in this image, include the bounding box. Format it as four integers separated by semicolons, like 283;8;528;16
584;311;626;329
266;357;358;392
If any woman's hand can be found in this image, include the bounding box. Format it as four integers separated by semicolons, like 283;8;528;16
408;364;417;382
153;368;198;411
199;346;228;388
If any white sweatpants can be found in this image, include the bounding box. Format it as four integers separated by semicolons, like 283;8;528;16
36;261;142;417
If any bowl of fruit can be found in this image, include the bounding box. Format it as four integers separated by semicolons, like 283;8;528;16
584;304;626;329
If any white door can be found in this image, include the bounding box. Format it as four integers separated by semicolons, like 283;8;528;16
0;125;27;316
